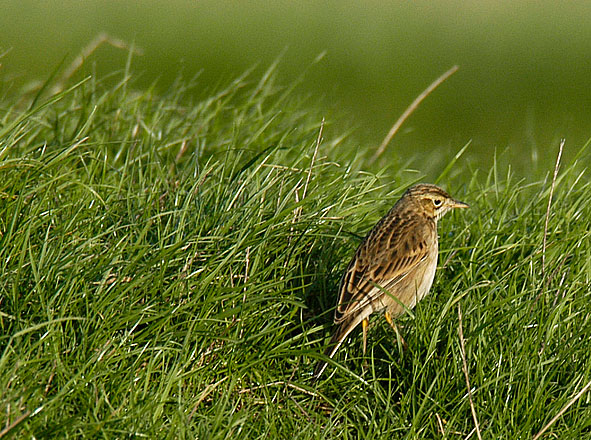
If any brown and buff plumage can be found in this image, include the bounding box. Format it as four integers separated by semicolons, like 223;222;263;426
315;183;468;378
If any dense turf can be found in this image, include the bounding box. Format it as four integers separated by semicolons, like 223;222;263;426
1;67;591;439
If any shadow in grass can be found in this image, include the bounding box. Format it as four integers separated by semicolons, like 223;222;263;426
296;230;355;337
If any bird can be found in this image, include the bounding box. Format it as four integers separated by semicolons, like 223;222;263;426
314;183;468;378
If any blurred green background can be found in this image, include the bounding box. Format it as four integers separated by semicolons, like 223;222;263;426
2;0;590;174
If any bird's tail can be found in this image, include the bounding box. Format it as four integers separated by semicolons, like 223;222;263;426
313;310;370;379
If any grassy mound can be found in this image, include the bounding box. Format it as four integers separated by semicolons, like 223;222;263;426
1;67;590;438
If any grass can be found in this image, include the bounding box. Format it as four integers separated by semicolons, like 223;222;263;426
1;63;591;439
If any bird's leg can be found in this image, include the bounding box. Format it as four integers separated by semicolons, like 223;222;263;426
362;318;369;355
384;311;407;350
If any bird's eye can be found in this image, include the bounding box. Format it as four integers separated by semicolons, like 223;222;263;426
433;199;443;207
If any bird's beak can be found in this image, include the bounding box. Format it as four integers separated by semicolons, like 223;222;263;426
450;199;469;209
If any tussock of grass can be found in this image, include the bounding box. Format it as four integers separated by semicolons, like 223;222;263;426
1;65;591;438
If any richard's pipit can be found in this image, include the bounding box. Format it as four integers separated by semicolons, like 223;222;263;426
315;183;468;377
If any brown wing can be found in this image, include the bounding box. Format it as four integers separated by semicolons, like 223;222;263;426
334;210;436;324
